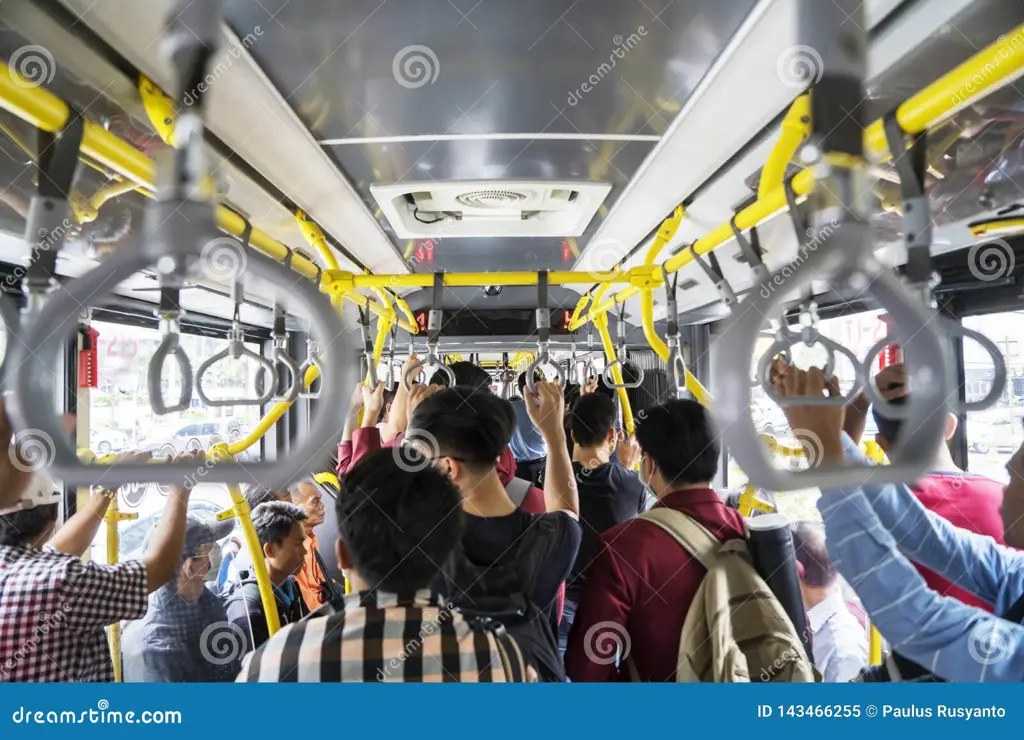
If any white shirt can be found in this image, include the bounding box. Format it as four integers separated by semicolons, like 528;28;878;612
806;590;868;682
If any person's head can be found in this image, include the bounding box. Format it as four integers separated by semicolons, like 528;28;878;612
251;501;307;582
172;515;234;599
517;370;543;395
408;386;515;490
570;393;617;460
872;395;957;456
1002;442;1024;548
633;399;718;496
791;521;838;607
0;471;61;547
335;447;464;593
243;483;289;511
289;479;325;529
379;386;397;423
431;361;491;392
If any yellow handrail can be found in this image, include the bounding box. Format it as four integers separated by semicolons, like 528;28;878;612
103;488;137;682
224;479;281;636
590;283;635;436
759;94;811;199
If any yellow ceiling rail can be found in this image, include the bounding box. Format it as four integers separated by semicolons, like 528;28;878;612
354;270;629;289
863;25;1024;158
759;93;810;198
71;179;140;224
639;206;685;360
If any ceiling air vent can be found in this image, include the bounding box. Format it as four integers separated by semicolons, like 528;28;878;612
370;180;612;239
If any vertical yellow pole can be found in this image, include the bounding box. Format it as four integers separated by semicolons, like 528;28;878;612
226;481;280;635
869;626;884;666
594;311;635;436
102;491;136;681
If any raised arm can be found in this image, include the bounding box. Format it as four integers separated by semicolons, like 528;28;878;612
525;380;578;519
142;452;198;593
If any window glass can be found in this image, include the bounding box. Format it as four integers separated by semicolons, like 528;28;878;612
88;320;265;564
724;308;887;520
963;312;1022;483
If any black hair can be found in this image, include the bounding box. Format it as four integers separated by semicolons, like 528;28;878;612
871;395;907;445
0;504;57;546
791;520;836;588
243;483;286;511
571;393;617;447
517;370;543;394
431;361;491;391
409;386;515;472
337;447;464;593
251;501;306;549
633;398;719;486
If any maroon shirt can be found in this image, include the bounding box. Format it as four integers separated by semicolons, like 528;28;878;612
565;488;745;682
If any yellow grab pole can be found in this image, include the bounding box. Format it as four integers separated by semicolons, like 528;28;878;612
870;626;884;666
639;206;685;361
103;491;137;682
592;296;635;435
226;362;320;457
759;94;811;198
224;480;281;637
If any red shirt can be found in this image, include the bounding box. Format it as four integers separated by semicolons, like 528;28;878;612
565;488;745;682
910;472;1006;611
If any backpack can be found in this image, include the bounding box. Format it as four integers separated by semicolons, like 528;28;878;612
634;508;815;683
442;516;566;682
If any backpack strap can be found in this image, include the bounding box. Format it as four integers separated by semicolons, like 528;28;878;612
638;507;722;568
470;618;528;682
505;477;533;508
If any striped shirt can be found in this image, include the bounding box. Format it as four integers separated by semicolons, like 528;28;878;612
236;589;525;682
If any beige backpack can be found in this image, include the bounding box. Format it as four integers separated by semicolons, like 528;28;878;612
635;508;815;683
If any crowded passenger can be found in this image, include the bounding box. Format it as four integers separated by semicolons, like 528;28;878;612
406;381;580;677
565;398;745;682
509;371;548;488
0;442;201;682
223;501;309;652
561;391;645;651
122;516;239;682
773;364;1024;681
237;449;533;682
791;521;867;682
289;477;334;611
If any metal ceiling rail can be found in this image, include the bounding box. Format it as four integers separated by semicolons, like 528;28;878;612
0;63;415;333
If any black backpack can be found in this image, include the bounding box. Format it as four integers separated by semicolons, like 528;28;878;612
440;516;566;682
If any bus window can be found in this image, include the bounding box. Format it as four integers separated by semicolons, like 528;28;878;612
963;312;1022;483
88;320;264;565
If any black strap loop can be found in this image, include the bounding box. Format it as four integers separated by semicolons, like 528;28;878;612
729;216;767;279
158;286;181;317
689;243;737;307
36;107;85;201
783;173;805;241
428;272;444;343
662;266;679;338
536;271;550;345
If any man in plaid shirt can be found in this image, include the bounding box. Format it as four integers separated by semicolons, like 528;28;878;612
237;449;532;682
0;447;202;682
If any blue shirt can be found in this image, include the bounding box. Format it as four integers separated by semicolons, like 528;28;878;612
509;398;547;462
816;434;1024;681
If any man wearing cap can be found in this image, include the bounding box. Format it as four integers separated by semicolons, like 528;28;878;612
122;515;239;682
